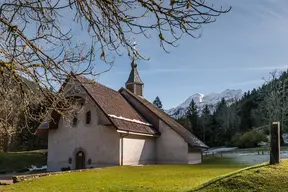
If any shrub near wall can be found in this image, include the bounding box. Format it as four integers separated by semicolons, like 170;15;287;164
0;150;46;173
231;130;268;148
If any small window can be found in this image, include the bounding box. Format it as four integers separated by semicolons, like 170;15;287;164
72;116;78;126
86;111;91;124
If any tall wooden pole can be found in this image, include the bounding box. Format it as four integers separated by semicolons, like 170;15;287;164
270;122;280;164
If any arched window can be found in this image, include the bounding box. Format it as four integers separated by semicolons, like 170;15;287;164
86;111;91;124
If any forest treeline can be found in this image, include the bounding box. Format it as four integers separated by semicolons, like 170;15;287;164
155;70;288;148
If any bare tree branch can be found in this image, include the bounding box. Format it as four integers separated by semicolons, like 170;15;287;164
0;0;230;149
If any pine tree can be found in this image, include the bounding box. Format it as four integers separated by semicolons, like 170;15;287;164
199;104;211;143
209;114;221;146
153;96;163;109
213;98;229;146
186;99;200;137
176;117;192;132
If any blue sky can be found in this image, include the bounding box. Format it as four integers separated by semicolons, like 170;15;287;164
93;0;288;109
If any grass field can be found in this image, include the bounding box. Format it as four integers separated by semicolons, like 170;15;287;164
3;157;247;192
0;150;46;173
2;153;287;192
197;160;288;192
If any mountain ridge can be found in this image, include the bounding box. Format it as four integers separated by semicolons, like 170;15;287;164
166;89;243;118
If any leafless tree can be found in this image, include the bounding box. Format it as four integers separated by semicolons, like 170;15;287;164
0;0;230;149
260;71;285;122
259;70;288;143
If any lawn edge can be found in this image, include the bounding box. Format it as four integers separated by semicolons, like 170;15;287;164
191;162;269;191
12;167;104;183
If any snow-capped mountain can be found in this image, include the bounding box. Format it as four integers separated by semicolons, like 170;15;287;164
166;89;243;118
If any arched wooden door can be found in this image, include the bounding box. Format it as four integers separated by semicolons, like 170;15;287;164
75;151;85;169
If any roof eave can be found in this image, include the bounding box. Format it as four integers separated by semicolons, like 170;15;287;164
192;145;209;150
125;81;144;85
120;88;209;149
117;130;160;137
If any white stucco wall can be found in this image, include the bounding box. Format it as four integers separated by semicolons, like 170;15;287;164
188;150;202;164
47;83;120;171
121;135;156;165
156;120;188;164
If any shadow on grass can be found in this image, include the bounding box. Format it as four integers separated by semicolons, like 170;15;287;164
189;162;269;192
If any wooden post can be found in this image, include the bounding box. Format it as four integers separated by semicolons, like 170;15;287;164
270;122;280;164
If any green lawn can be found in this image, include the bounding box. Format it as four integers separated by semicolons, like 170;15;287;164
197;160;288;192
3;152;287;192
0;150;46;173
3;157;247;192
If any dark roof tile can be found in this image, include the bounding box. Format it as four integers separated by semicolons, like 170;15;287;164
75;75;158;135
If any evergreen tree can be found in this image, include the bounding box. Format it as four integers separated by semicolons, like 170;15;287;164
153;96;163;109
213;98;230;145
176;117;192;132
172;69;288;148
209;114;221;146
11;103;48;151
13;106;43;151
186;99;201;137
215;98;227;112
199;104;211;143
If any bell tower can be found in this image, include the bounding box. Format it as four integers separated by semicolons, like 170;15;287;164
125;41;144;96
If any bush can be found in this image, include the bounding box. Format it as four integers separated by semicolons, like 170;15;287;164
231;130;268;148
61;166;71;171
0;170;6;174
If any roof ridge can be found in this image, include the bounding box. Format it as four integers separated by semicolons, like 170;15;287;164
73;74;120;94
120;88;174;120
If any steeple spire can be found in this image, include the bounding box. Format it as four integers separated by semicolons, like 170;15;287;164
125;41;144;96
